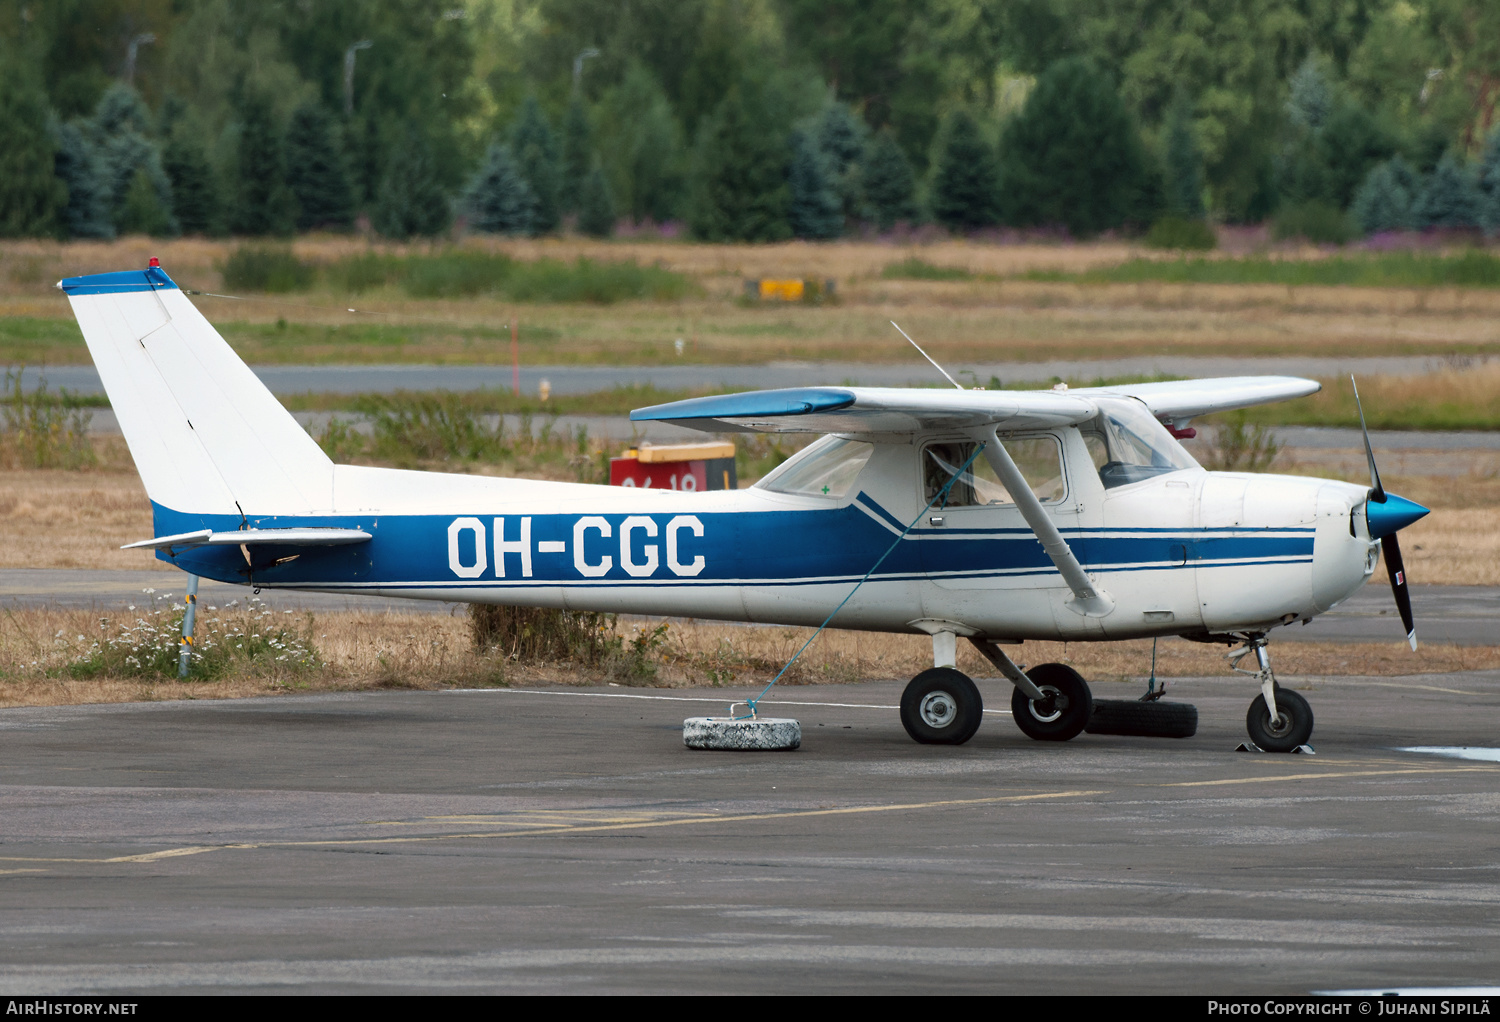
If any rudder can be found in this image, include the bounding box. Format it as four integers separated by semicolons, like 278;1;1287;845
60;264;334;518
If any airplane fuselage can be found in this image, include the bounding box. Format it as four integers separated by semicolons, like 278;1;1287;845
156;427;1378;644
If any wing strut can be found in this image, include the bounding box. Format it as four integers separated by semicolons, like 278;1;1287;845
973;426;1114;618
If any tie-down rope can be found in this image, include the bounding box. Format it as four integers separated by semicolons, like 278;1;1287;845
740;443;987;719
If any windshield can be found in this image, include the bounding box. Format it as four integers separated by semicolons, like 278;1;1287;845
755;436;874;498
1084;398;1200;489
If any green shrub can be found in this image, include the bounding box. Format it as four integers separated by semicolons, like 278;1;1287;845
1270;201;1355;245
470;604;615;663
321;251;690;303
402;251;514;298
68;592;319;680
503;257;689;303
329;253;399;294
880;257;973;281
220;245;315;292
365;392;506;464
1202;412;1280;471
1057;250;1500;288
1;369;94;469
1144;216;1217;250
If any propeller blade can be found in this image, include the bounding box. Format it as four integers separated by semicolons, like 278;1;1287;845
1382;533;1416;650
1350;375;1386;503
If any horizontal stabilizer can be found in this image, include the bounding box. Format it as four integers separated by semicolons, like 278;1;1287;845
122;528;372;551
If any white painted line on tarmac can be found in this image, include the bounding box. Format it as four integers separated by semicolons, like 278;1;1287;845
1316;988;1500;996
448;686;1016;714
448;687;897;710
1398;746;1500;763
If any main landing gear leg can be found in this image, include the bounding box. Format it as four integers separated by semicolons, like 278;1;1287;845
1229;634;1314;752
970;637;1093;742
899;631;983;746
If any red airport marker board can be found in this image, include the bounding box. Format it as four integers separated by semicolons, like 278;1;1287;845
609;441;738;491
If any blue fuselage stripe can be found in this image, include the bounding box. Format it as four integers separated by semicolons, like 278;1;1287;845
151;491;1316;591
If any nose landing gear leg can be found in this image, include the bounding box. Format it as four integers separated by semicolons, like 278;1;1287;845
1229;634;1314;752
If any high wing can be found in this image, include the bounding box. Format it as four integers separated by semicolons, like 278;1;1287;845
1068;376;1319;425
630;377;1319;435
629;386;1096;434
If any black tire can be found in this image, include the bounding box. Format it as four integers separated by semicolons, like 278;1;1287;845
1011;663;1093;742
900;668;983;745
1246;687;1314;752
1086;699;1198;738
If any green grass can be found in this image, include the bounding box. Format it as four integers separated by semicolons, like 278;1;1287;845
220;246;316;293
881;257;975;281
1024;250;1500;289
282;383;706;417
324;251;694;303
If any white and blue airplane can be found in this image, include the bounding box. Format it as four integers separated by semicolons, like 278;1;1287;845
60;263;1430;752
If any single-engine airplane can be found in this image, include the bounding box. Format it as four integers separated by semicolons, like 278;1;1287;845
60;263;1430;751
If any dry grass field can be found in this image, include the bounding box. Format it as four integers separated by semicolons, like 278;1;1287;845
7;236;1500;366
1;601;1495;711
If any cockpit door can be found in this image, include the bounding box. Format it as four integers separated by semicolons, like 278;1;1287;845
916;433;1075;591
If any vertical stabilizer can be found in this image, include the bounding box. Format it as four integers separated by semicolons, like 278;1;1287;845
60;265;334;516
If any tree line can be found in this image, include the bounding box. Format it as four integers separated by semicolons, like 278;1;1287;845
3;0;1500;244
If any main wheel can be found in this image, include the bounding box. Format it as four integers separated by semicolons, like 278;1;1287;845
1246;687;1314;752
900;668;983;745
1087;699;1198;738
1011;663;1093;742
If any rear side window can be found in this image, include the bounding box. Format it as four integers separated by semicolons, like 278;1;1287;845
756;436;874;498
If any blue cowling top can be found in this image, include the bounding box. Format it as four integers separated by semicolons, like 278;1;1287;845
1367;492;1429;540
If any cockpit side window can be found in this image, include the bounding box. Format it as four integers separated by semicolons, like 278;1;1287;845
755;435;874;498
922;436;1065;508
1087;398;1200;489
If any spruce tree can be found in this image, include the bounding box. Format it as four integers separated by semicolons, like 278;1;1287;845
232;92;296;236
1318;103;1397;210
862;128;917;231
1413;153;1480;229
1478;129;1500;236
788;129;843;239
0;50;67;237
53;123;113;239
594;62;687;225
1285;55;1332;133
558;97;592;217
931;110;1000;230
462;142;535;236
511;97;560;234
373;126;451;240
89;84;177;237
687;80;792;242
1351;158;1416;235
577;165;616;238
815;102;867;224
998;57;1156;236
117;167;172;236
285;103;354;232
1163;91;1204;219
162;131;218;236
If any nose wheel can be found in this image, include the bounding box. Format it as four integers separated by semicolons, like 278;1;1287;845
1230;635;1315;752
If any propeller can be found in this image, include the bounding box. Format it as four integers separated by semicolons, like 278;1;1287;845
1351;375;1429;650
